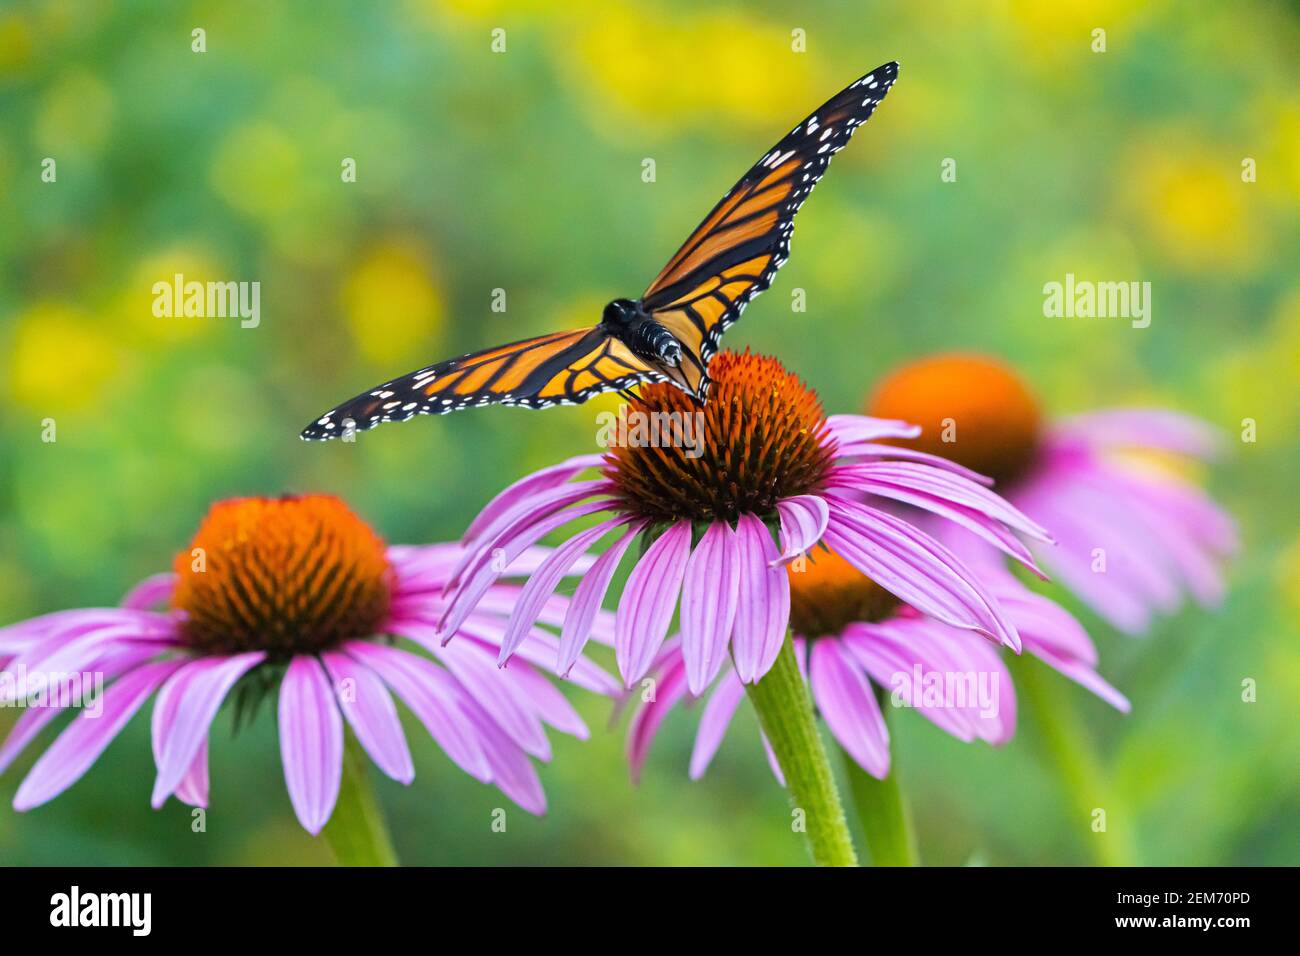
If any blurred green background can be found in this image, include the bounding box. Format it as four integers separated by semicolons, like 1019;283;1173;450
2;0;1298;865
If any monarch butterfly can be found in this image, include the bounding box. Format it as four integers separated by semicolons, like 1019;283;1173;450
302;61;899;441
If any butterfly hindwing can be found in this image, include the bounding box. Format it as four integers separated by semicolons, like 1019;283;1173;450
641;61;899;385
300;328;661;439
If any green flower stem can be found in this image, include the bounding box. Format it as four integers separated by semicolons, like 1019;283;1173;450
1011;654;1137;866
322;731;399;867
841;698;919;866
744;634;859;866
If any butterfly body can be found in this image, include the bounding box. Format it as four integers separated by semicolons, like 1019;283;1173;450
302;61;899;441
602;299;683;369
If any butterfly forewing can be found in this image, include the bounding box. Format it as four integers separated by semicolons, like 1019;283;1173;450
300;327;659;439
641;61;899;380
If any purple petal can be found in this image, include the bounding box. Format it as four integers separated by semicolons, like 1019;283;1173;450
1058;408;1224;459
439;499;610;641
824;498;1020;650
456;694;548;815
15;660;182;811
689;669;745;779
494;659;589;739
462;454;604;542
680;521;740;695
278;655;344;834
342;641;490;781
498;518;622;664
731;514;791;683
626;657;689;783
430;639;550;759
559;522;640;675
321;651;415;784
175;738;209;808
824;414;921;445
120;574;177;611
150;652;264;808
615;521;691;688
831;442;995;485
773;495;830;566
809;638;890;778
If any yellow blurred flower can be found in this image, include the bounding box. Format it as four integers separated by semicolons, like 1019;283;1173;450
1121;132;1262;273
559;2;825;132
1001;0;1161;62
34;70;114;155
0;11;33;77
340;239;446;365
7;302;120;413
209;120;303;220
114;246;229;343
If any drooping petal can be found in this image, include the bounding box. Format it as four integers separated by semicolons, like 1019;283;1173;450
824;497;1020;651
627;657;689;783
731;514;791;684
342;641;491;782
808;639;890;778
823;414;921;446
498;518;622;664
14;660;182;811
440;499;610;642
151;652;265;808
615;521;692;688
492;658;589;739
321;651;415;784
462;454;605;543
689;669;746;779
1058;408;1224;459
278;655;344;835
175;738;209;808
680;521;740;695
457;694;548;815
559;522;640;675
772;495;830;566
431;638;550;759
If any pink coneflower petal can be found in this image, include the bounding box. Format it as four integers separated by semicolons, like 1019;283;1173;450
615;520;692;687
454;617;620;696
458;695;548;814
1059;408;1224;458
824;498;1020;650
824;414;921;445
773;495;830;566
120;573;177;611
449;479;609;586
461;453;605;542
440;499;609;641
731;514;791;684
343;640;491;782
559;522;641;676
627;656;688;783
321;651;415;785
279;655;344;835
680;520;740;695
495;659;589;740
1031;645;1131;712
175;739;209;808
809;638;890;778
832;442;995;486
431;638;550;759
14;660;183;811
498;518;623;664
689;669;746;779
150;651;265;808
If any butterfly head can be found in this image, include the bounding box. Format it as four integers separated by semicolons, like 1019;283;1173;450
601;298;640;328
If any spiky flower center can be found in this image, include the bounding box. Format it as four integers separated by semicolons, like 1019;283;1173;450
867;353;1042;484
172;495;392;657
788;547;900;639
605;350;836;524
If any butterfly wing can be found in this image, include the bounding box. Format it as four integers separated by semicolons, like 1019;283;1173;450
301;327;664;440
640;61;899;395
